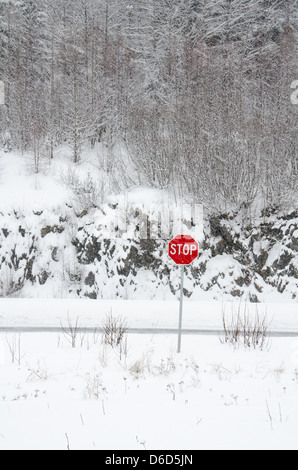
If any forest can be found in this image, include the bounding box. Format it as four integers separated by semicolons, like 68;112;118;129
0;0;297;214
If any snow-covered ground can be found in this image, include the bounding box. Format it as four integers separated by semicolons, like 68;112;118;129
0;144;149;212
0;299;297;450
0;329;298;450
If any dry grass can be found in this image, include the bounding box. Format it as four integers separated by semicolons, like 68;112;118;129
220;302;271;350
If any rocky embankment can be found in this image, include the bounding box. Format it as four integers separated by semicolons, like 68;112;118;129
0;207;297;301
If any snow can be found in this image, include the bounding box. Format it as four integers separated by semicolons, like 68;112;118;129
0;298;297;450
0;298;297;333
0;148;297;450
0;325;298;450
0;149;297;301
117;187;172;209
0;152;69;211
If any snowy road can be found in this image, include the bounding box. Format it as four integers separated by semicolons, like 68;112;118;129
1;326;298;337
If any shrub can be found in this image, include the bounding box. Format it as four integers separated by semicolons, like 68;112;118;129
220;302;271;350
101;311;128;348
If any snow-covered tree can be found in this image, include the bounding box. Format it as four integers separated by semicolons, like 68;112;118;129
0;0;296;210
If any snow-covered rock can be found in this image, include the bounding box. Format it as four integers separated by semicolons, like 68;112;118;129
0;206;297;302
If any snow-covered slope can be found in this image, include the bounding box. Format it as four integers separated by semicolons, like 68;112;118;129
0;150;297;302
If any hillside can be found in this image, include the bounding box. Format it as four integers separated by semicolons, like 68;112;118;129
0;149;297;302
0;0;297;302
0;0;297;214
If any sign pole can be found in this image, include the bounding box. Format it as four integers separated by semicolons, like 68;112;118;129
177;265;184;354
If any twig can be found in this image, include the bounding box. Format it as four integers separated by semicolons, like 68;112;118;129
65;433;70;451
266;400;273;430
60;312;80;348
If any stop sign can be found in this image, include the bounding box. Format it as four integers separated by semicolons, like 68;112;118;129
169;235;199;265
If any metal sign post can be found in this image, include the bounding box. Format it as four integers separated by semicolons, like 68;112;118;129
177;265;185;354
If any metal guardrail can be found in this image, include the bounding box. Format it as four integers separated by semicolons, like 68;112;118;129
0;326;298;337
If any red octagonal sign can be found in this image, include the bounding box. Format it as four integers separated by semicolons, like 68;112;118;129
169;235;199;265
